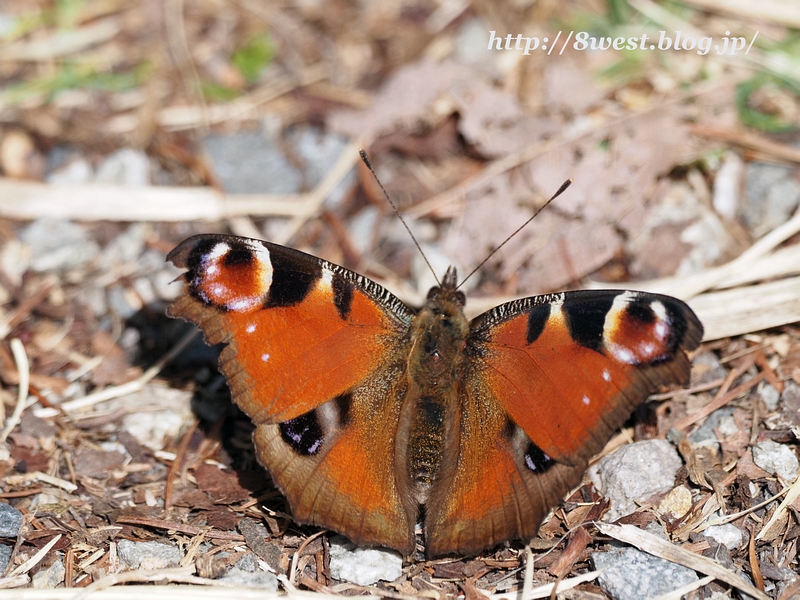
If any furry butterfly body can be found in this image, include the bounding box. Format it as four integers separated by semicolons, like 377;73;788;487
167;233;702;557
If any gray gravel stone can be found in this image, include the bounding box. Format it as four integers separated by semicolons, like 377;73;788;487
20;219;99;272
32;554;65;588
752;440;799;482
234;552;258;572
743;162;800;235
588;439;682;521
779;383;800;432
117;539;180;570
591;546;698;600
0;13;16;38
286;126;348;190
0;502;23;537
0;544;11;573
221;566;279;590
689;407;736;452
97;223;147;271
106;284;139;319
221;554;278;590
203;130;302;194
454;17;495;66
116;386;193;451
94;149;150;186
691;352;727;385
758;384;781;411
46;147;93;184
203;126;350;207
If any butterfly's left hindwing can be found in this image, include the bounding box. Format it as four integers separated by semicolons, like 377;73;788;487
424;290;702;556
167;234;419;554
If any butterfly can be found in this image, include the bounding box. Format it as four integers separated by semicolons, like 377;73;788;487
167;233;702;558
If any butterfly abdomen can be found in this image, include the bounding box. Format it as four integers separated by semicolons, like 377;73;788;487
405;395;446;497
403;278;472;506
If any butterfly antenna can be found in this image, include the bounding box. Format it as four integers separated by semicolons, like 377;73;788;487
457;179;573;290
359;149;440;286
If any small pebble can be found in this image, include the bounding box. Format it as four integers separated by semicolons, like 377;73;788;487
657;485;692;519
132;277;156;306
115;387;193;451
117;539;180;569
203;130;301;194
759;384;780;411
0;13;16;37
711;151;743;220
46;156;93;184
752;440;799;482
97;223;147;271
221;566;279;590
0;502;23;537
32;555;65;588
688;407;736;452
286;126;348;189
348;207;379;255
0;544;12;573
94;148;151;186
691;352;727;386
592;546;698;600
454;17;495;66
644;521;668;540
704;523;745;550
588;439;682;521
743;162;800;235
76;286;108;318
152;268;182;301
106;284;140;319
328;536;403;585
19;219;99;272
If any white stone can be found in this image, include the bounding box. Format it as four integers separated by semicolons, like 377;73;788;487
221;566;279;590
752;440;799;482
95;149;151;186
348;207;379;255
328;537;403;586
117;540;180;569
758;384;780;411
712;151;743;220
46;157;93;184
106;386;193;451
705;523;745;550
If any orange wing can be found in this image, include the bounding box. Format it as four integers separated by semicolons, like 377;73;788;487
168;234;418;554
425;290;702;556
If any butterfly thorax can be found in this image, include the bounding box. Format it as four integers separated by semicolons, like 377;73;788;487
403;267;468;503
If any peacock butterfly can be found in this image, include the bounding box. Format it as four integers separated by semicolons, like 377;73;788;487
167;233;702;557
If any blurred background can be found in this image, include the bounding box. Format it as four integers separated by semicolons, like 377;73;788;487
1;0;800;595
0;0;798;303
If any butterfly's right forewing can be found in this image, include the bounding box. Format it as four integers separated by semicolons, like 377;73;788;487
425;290;702;556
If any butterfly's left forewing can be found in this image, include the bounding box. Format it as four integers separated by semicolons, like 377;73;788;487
168;234;419;554
425;290;702;556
